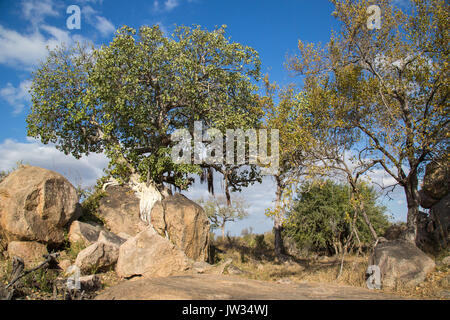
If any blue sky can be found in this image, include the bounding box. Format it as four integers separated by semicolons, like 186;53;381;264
0;0;407;236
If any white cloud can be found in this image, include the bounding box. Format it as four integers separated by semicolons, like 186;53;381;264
164;0;180;11
0;24;90;113
363;168;399;189
81;5;115;37
0;80;31;115
153;0;181;12
0;1;114;70
21;0;60;29
0;138;109;188
81;5;98;17
0;24;87;70
76;0;104;4
0;26;50;68
95;16;116;37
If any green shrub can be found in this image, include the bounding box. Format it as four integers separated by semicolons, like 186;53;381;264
22;268;59;294
284;180;390;255
78;187;107;225
67;241;87;261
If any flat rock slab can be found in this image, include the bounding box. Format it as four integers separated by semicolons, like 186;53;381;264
96;274;405;300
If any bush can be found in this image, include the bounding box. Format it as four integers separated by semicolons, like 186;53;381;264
284;180;390;255
67;242;85;261
78;185;107;225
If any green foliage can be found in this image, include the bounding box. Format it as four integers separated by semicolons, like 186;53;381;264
78;185;107;226
0;171;8;184
288;0;449;241
66;241;87;261
284;180;390;255
27;24;262;190
22;268;59;294
254;234;268;252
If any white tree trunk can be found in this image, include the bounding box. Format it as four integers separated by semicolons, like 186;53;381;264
129;174;162;224
103;174;162;225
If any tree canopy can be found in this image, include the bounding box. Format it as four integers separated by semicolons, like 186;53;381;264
288;0;449;243
27;24;262;192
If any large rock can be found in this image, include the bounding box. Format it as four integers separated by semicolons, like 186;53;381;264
383;223;407;240
116;227;192;278
420;160;449;208
441;255;450;266
430;193;450;246
95;274;405;300
97;185;148;236
416;193;450;252
78;275;102;292
68;221;105;246
7;241;48;267
75;241;120;274
417;158;449;251
151;193;210;262
419;190;439;209
68;221;126;249
97;230;126;247
0;166;81;245
370;239;435;289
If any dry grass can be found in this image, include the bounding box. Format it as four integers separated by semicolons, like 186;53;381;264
213;233;450;300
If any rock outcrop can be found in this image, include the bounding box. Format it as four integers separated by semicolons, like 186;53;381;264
75;241;120;274
78;275;102;292
116;227;192;278
419;160;449;208
97;185;148;236
95;274;405;300
442;255;450;266
68;221;105;246
383;223;408;241
97;230;126;247
68;220;125;247
151;193;210;262
0;165;81;245
370;239;435;289
73;228;126;274
417;159;450;251
7;241;48;267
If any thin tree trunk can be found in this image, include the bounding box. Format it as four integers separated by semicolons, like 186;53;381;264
274;176;285;257
274;216;285;257
359;201;378;241
404;179;420;244
337;242;349;280
224;171;231;206
221;224;226;241
333;243;339;256
347;177;378;243
353;226;362;255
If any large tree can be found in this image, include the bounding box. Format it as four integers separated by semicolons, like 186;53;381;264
289;0;449;244
27;24;262;221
